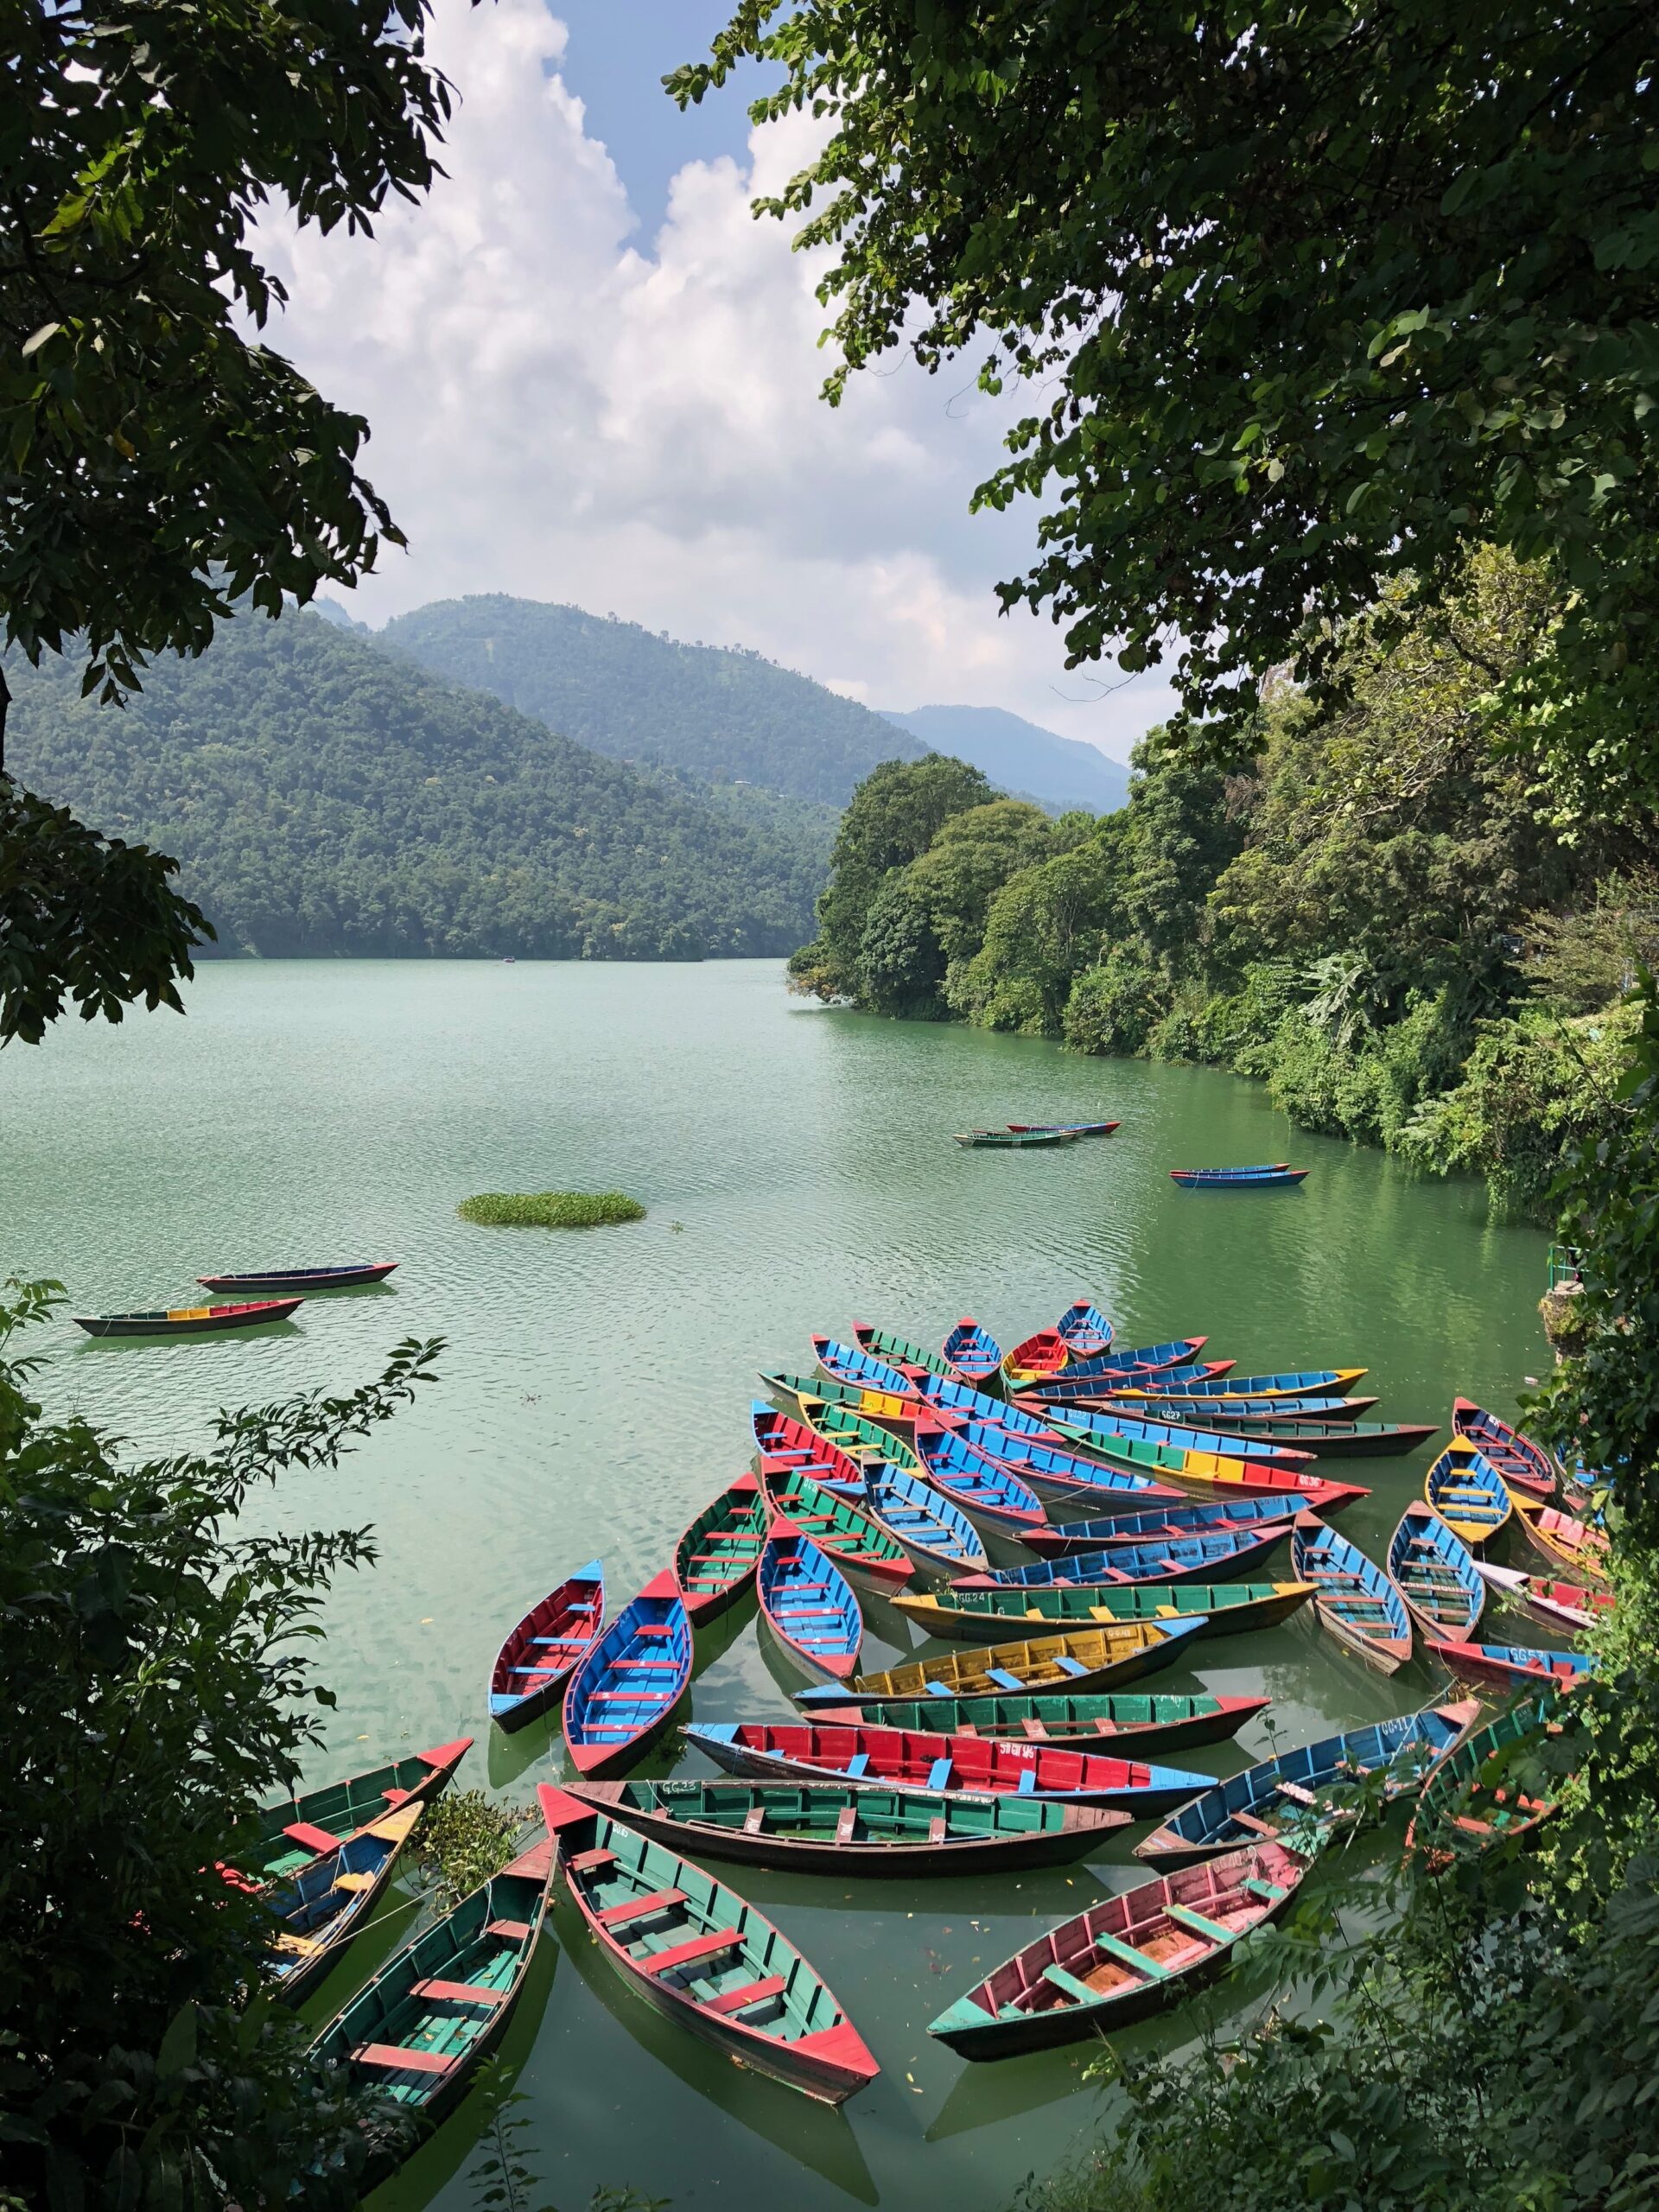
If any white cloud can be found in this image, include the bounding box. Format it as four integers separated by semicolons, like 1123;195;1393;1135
260;0;1173;759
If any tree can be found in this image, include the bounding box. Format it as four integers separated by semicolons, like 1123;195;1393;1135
0;1278;442;2208
674;5;1659;814
2;0;458;1039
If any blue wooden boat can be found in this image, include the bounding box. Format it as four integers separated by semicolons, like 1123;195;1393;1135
488;1559;605;1732
942;1317;1004;1385
1424;1438;1513;1549
1056;1338;1213;1377
563;1573;693;1777
1118;1368;1366;1400
814;1459;988;1578
1023;1492;1314;1559
1170;1165;1308;1188
910;1421;1049;1536
1387;1502;1485;1641
947;1417;1185;1503
952;1522;1294;1592
198;1261;397;1292
1423;1638;1597;1693
1055;1300;1114;1357
1135;1703;1479;1866
1128;1414;1424;1458
1026;1399;1314;1470
268;1800;424;2004
758;1519;863;1682
1452;1397;1558;1500
813;1335;930;1399
906;1363;1070;1438
1291;1510;1412;1674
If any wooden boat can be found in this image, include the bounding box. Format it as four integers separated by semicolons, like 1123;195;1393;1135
538;1787;878;2104
929;1840;1311;2057
942;1317;1004;1384
809;1459;988;1579
309;1830;553;2170
911;1420;1049;1535
561;1777;1128;1875
1002;1328;1071;1384
1424;1437;1512;1549
953;1522;1294;1592
1055;1300;1114;1357
1094;1389;1375;1423
672;1478;767;1624
1007;1121;1121;1138
760;1369;918;1431
757;1460;914;1592
73;1298;302;1338
797;1396;925;1471
1045;1415;1366;1514
1472;1560;1616;1637
489;1560;606;1732
1423;1638;1597;1692
892;1580;1314;1643
1406;1694;1567;1859
752;1401;889;1484
953;1127;1083;1147
563;1573;693;1777
1032;1400;1315;1473
851;1320;957;1380
1135;1702;1479;1866
1451;1397;1558;1500
757;1518;863;1681
805;1688;1268;1750
1024;1493;1312;1559
947;1416;1184;1503
1512;1497;1611;1587
197;1262;397;1292
1122;1367;1367;1400
792;1618;1208;1707
683;1720;1212;1814
1170;1164;1308;1187
268;1801;424;2004
1387;1502;1484;1640
1126;1416;1431;1459
241;1738;473;1887
1291;1511;1412;1674
811;1335;931;1399
1058;1337;1211;1376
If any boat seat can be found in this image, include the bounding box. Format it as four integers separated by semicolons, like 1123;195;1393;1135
987;1669;1024;1689
1274;1780;1317;1806
1230;1810;1281;1838
485;1919;531;1941
928;1816;948;1842
635;1624;676;1637
1243;1878;1287;1903
380;1786;413;1807
1042;1963;1098;2004
1453;1814;1495;1835
1093;1929;1166;1978
613;1657;683;1669
924;1681;956;1698
283;1821;341;1854
1166;1903;1235;1942
1020;1719;1050;1739
703;1974;787;2017
742;1808;766;1834
596;1886;687;1929
569;1848;616;1873
835;1807;858;1843
588;1688;676;1702
274;1930;323;1956
842;1754;869;1778
926;1758;953;1791
352;2043;458;2076
530;1636;589;1648
331;1871;377;1894
1015;1768;1039;1796
645;1929;745;1976
410;1978;508;2006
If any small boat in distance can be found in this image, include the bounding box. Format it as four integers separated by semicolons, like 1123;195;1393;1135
73;1298;303;1338
1169;1165;1308;1188
953;1127;1084;1147
1006;1120;1121;1138
488;1560;605;1732
197;1262;398;1292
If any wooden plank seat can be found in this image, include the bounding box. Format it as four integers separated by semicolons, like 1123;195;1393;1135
283;1821;341;1854
484;1918;532;1941
353;2042;458;2075
1094;1929;1167;1978
410;1978;509;2006
331;1871;377;1894
1053;1655;1089;1676
835;1806;858;1843
596;1886;688;1929
742;1808;767;1834
928;1816;947;1842
1243;1877;1287;1903
274;1929;323;1955
1020;1719;1050;1740
1274;1780;1317;1805
1042;1962;1098;2003
380;1786;413;1806
1166;1902;1236;1942
645;1928;745;1976
1230;1809;1281;1837
702;1974;787;2017
926;1758;954;1790
569;1847;617;1873
612;1657;683;1669
986;1669;1024;1689
588;1688;677;1701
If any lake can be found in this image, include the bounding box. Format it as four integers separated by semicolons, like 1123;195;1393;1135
3;959;1551;2211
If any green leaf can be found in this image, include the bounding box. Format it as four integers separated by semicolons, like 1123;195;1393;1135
156;2005;197;2082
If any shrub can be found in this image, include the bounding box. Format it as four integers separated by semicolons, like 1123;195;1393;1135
457;1192;646;1228
1064;948;1170;1056
416;1790;532;1909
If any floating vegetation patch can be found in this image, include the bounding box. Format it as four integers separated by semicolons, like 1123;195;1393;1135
457;1191;646;1229
416;1789;533;1908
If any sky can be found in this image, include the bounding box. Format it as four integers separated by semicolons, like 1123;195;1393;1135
262;1;1174;760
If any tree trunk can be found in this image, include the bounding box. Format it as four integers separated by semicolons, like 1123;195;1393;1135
0;663;9;778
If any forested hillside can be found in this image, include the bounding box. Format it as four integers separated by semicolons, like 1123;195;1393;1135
879;705;1129;813
381;595;925;805
7;609;824;960
793;553;1659;1213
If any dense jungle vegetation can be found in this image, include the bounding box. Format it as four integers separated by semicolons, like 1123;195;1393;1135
6;606;828;960
792;555;1659;1218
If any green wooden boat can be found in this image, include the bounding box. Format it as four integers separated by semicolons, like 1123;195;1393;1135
851;1321;957;1378
239;1738;472;1888
794;1618;1208;1706
672;1472;768;1624
760;1370;918;1431
953;1128;1083;1147
757;1462;914;1591
1406;1693;1571;1860
561;1777;1126;1873
798;1688;1270;1751
892;1582;1316;1643
803;1398;926;1473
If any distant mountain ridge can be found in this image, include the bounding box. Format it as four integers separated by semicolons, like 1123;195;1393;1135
878;705;1130;814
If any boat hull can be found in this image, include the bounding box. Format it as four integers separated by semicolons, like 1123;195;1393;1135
489;1562;605;1732
563;1574;693;1777
891;1583;1315;1644
805;1690;1269;1751
73;1298;302;1338
197;1262;397;1291
793;1618;1209;1707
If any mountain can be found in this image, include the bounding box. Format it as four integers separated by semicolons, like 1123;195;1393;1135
380;595;927;806
6;609;825;960
878;705;1131;814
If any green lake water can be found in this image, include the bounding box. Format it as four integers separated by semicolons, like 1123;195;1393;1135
3;959;1553;2211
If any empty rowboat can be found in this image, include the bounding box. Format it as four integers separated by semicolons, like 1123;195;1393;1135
1002;1329;1071;1385
945;1417;1183;1504
757;1519;863;1682
1387;1503;1484;1641
1406;1694;1569;1861
757;1457;913;1592
1024;1493;1312;1559
1451;1398;1558;1500
1007;1121;1121;1138
539;1787;878;2103
942;1317;1005;1385
1034;1401;1315;1473
1512;1497;1611;1587
912;1421;1049;1536
267;1802;424;2005
683;1719;1211;1815
197;1262;397;1292
562;1573;693;1777
792;1618;1208;1707
810;1459;988;1580
929;1841;1312;2058
560;1777;1126;1875
952;1522;1294;1592
1291;1511;1412;1675
892;1581;1313;1643
73;1299;302;1338
804;1688;1268;1751
489;1561;605;1732
672;1478;767;1625
1471;1560;1615;1637
1422;1639;1597;1693
761;1370;918;1431
954;1128;1083;1147
1424;1437;1513;1549
1169;1165;1307;1188
1135;1416;1432;1459
1054;1300;1115;1357
851;1321;957;1381
240;1738;472;1888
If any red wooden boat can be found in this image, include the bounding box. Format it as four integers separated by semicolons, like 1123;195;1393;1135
1423;1638;1597;1692
1474;1562;1616;1637
197;1262;398;1292
488;1560;605;1732
1512;1498;1611;1588
73;1299;303;1338
1002;1329;1071;1382
671;1474;767;1624
1451;1399;1557;1500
